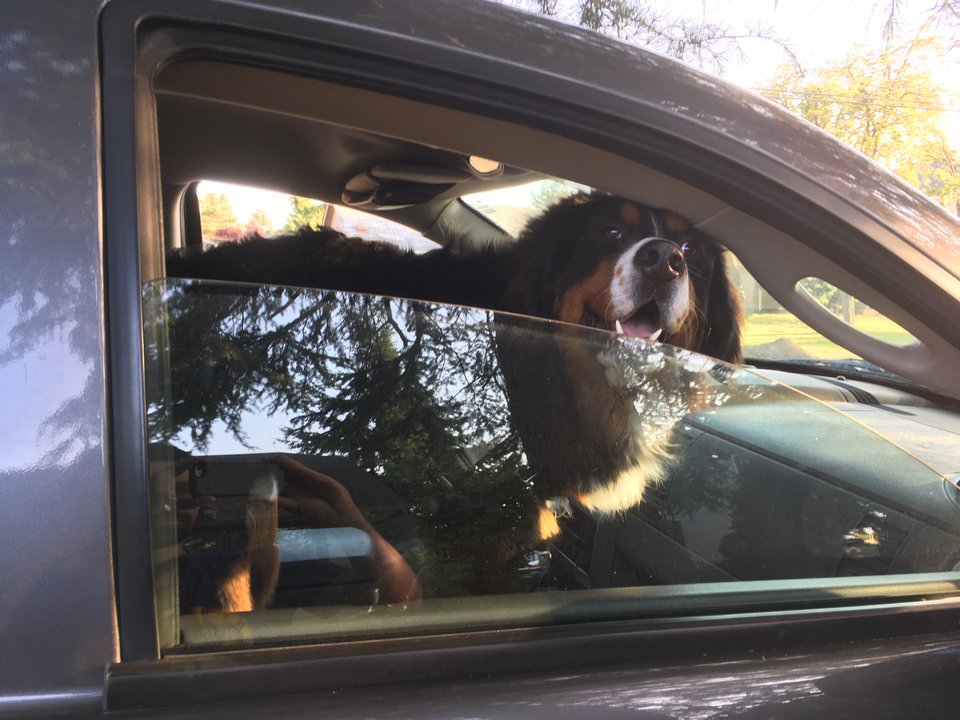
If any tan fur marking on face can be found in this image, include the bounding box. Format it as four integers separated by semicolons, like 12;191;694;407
664;212;689;234
619;203;642;225
556;258;619;327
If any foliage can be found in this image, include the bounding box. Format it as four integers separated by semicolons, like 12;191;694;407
798;278;842;313
876;0;960;47
516;0;799;74
210;225;248;243
741;311;915;360
529;179;577;209
200;195;279;242
247;208;274;237
283;196;327;233
761;37;960;212
515;1;959;213
198;192;238;241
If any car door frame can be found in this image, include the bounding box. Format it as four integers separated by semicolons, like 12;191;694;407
100;0;960;713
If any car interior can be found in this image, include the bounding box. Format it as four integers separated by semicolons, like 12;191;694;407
154;60;960;387
144;56;960;652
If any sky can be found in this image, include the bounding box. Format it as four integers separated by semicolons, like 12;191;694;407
497;0;958;142
534;0;955;82
672;0;902;84
633;0;959;138
198;181;292;230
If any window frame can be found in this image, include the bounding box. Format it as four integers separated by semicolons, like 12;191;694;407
100;0;960;710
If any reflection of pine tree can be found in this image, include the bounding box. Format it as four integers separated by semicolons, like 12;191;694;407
145;282;537;597
281;297;536;596
145;283;338;450
286;298;468;495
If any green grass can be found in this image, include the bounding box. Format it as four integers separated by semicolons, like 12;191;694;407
742;312;915;360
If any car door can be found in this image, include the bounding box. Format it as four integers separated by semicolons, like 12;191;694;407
5;0;957;717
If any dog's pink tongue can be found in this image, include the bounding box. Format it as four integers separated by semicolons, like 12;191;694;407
617;317;662;340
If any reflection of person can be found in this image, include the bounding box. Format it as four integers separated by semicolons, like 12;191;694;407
176;454;421;613
275;456;422;605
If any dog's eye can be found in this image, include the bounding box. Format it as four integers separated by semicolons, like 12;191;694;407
604;226;623;241
680;241;697;257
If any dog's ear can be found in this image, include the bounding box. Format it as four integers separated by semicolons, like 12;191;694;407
505;195;598;316
701;250;744;364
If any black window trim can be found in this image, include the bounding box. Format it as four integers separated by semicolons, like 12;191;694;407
104;595;960;711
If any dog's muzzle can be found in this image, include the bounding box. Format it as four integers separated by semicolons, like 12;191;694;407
611;237;690;342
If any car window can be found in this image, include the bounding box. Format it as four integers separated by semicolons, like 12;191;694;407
143;279;959;652
730;257;916;376
135;28;960;668
197;180;440;253
461;179;591;236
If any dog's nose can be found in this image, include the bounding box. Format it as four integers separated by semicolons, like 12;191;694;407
635;240;685;282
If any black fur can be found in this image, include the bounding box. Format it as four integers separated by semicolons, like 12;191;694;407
166;228;512;313
168;193;743;363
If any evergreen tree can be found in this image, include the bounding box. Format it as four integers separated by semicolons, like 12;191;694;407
247;208;274;237
198;192;239;241
283;196;326;232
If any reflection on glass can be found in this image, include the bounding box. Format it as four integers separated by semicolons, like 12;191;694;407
143;280;952;651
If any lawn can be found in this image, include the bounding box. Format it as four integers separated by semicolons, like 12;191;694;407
741;312;915;360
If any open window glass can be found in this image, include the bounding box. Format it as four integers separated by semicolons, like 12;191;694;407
143;280;960;653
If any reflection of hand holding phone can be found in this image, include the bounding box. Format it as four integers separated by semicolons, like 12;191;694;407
275;456;422;605
189;457;285;497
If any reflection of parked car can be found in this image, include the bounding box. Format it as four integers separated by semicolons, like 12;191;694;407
4;0;960;717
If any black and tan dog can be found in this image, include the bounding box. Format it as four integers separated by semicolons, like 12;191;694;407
168;192;743;364
169;193;743;546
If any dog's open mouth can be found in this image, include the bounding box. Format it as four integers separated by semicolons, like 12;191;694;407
614;300;663;342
